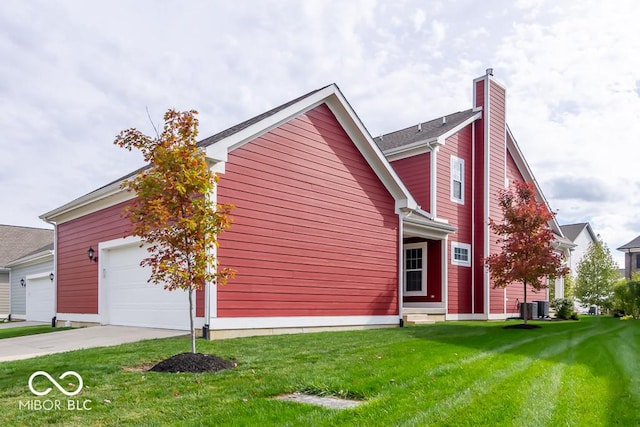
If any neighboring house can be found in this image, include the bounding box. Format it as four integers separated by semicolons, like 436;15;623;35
40;70;569;336
0;225;54;320
617;235;640;279
558;222;597;297
6;243;55;322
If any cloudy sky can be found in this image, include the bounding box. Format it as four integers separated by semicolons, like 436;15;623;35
1;0;639;266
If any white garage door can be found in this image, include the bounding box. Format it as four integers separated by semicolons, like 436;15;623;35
102;243;191;330
26;276;55;322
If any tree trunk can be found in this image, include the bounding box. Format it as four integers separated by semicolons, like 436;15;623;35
523;280;528;325
189;287;195;353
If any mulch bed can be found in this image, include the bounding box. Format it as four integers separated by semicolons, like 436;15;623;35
504;323;542;330
149;352;236;373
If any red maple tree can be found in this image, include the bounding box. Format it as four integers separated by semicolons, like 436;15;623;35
114;109;234;352
485;181;568;325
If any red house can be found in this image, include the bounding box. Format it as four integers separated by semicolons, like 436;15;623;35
40;71;571;336
379;69;572;320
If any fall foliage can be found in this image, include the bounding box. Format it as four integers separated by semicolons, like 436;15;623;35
485;181;568;324
114;109;234;352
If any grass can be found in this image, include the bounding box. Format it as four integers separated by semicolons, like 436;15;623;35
0;316;638;426
0;325;72;340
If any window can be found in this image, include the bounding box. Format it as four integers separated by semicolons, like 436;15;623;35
404;243;427;295
636;254;640;269
451;242;471;267
451;156;464;204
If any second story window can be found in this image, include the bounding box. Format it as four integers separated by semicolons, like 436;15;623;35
451;155;464;204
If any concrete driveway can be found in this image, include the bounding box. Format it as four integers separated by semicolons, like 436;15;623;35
0;325;187;362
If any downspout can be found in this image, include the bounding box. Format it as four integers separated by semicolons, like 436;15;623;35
471;114;476;316
398;213;404;326
442;235;448;319
42;218;57;327
430;144;438;218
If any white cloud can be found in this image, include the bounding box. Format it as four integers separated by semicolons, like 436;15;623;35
413;9;426;32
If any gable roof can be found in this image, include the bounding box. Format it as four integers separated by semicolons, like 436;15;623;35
0;225;53;267
618;235;640;251
560;223;597;243
197;86;330;149
375;109;479;152
41;84;419;224
6;242;54;267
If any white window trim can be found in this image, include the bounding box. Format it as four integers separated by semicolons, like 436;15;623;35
451;241;471;267
450;155;465;204
404;242;428;296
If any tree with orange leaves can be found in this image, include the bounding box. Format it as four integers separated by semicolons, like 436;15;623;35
485;181;568;325
114;109;234;352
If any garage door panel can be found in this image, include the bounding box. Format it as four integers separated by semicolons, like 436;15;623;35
26;277;55;322
103;243;191;330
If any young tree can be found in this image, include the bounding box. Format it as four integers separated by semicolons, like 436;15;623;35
574;240;619;314
485;181;568;325
114;109;234;353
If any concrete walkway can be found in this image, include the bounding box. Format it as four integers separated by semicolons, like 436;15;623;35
0;325;187;362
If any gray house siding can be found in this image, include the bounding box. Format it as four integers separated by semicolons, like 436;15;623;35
10;259;53;317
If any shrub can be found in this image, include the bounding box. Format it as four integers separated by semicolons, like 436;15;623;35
613;280;640;318
551;298;573;320
621;315;635;321
570;312;580;320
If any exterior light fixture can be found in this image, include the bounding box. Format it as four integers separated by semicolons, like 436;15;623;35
87;246;97;262
49;272;54;282
20;278;26;287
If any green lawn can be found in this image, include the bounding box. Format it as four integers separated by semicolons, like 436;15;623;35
1;316;638;426
0;325;71;340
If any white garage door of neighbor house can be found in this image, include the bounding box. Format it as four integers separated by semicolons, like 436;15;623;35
26;276;55;322
103;243;191;330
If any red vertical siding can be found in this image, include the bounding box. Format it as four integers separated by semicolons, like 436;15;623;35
216;104;398;317
435;127;474;314
390;153;430;212
57;201;206;317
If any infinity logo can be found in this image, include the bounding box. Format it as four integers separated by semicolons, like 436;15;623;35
28;371;84;397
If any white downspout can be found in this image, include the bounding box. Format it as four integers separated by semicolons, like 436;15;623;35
430;145;439;218
471;115;476;316
442;235;448;319
398;214;404;325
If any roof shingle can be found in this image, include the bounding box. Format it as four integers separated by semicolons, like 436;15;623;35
0;225;53;266
374;109;478;152
618;235;640;251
